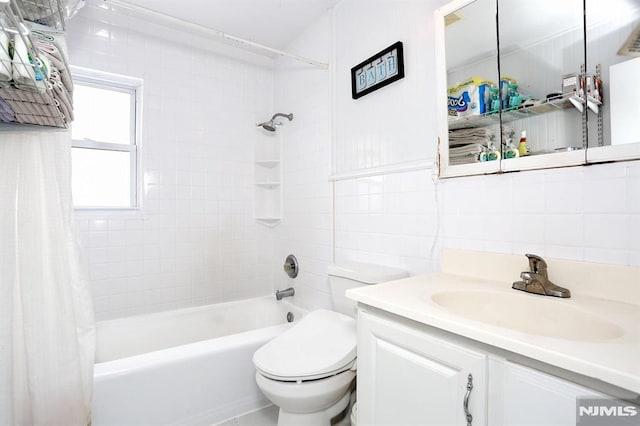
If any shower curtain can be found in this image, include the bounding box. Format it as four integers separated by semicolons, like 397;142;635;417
0;131;95;425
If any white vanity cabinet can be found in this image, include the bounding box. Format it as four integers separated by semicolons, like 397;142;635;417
357;309;487;426
357;307;621;426
489;359;605;426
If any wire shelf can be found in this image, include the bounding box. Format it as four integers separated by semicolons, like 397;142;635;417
0;0;72;128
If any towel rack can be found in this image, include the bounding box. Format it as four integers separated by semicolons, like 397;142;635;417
0;0;72;129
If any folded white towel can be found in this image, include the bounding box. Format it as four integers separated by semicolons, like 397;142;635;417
50;71;73;122
36;40;73;93
0;31;11;82
32;30;72;92
0;98;14;121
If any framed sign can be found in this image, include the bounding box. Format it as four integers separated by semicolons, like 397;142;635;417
351;41;405;99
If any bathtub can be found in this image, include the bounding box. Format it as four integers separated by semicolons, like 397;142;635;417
92;296;305;426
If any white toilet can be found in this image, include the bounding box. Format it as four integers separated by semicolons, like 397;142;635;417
253;262;408;426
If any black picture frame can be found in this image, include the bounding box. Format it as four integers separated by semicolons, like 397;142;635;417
351;41;405;100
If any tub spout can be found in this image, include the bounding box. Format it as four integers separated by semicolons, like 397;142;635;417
276;287;295;301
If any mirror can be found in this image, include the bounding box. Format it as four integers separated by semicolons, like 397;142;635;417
585;0;640;162
498;0;585;166
437;0;640;177
444;0;501;172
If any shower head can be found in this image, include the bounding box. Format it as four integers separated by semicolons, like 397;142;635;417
257;113;294;132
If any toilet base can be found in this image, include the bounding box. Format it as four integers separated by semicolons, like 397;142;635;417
277;390;352;426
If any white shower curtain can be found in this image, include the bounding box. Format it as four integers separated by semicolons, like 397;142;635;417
0;131;95;425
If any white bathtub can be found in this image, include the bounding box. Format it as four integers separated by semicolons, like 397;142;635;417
92;297;305;426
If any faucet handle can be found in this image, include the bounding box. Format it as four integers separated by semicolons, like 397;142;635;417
520;271;533;283
525;253;547;274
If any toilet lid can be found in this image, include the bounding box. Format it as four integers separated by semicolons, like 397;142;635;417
253;309;357;381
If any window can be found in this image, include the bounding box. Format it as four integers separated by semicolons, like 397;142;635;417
71;68;141;209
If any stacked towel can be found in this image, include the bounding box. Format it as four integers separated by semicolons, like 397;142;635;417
449;144;485;165
0;29;73;128
448;127;494;165
0;97;15;122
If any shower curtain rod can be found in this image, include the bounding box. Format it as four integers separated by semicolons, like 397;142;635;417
103;0;329;70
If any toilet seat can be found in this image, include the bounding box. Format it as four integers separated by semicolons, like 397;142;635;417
253;309;357;382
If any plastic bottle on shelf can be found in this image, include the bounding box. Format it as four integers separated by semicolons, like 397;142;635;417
489;86;500;113
507;83;520;108
487;142;500;161
518;130;530;157
503;138;519;159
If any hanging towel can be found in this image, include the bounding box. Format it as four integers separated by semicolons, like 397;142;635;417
0;31;12;82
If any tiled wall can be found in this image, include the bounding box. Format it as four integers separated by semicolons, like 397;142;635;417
334;169;440;276
272;14;334;311
335;161;640;274
68;4;276;319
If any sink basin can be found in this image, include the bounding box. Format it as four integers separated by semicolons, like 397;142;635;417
431;290;624;342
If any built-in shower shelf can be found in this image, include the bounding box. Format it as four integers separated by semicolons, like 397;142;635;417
255;136;282;227
255;181;280;189
255;217;282;227
255;160;280;167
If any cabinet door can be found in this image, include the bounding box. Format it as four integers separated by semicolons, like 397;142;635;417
436;0;502;177
489;359;605;426
357;309;487;426
497;0;587;173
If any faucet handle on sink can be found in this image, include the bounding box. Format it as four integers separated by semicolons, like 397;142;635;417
525;253;547;275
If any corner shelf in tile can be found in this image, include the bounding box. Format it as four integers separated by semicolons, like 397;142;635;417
255;160;281;167
255;217;282;227
255;137;282;226
255;181;281;189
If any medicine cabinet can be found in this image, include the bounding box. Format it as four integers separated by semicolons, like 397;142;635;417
435;0;640;178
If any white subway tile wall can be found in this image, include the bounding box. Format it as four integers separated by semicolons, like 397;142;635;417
334;161;640;273
273;14;334;311
69;5;276;319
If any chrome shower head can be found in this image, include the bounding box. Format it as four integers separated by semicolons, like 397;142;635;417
257;113;294;132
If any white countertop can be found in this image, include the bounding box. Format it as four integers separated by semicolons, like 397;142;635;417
347;271;640;394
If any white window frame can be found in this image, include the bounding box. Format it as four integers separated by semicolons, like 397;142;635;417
70;66;143;210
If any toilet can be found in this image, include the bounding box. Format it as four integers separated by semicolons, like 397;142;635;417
253;262;409;426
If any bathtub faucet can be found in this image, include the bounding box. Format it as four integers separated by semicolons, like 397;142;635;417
276;287;295;301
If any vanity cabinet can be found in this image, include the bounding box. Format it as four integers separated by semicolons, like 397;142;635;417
357;309;487;426
489;359;605;425
435;0;640;178
357;307;621;426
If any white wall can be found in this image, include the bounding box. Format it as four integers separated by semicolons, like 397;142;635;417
68;4;277;319
273;14;334;311
331;0;640;275
332;0;443;174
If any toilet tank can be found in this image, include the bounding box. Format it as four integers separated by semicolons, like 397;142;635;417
328;262;409;317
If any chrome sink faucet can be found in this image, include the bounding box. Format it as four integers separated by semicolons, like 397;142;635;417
512;254;571;298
